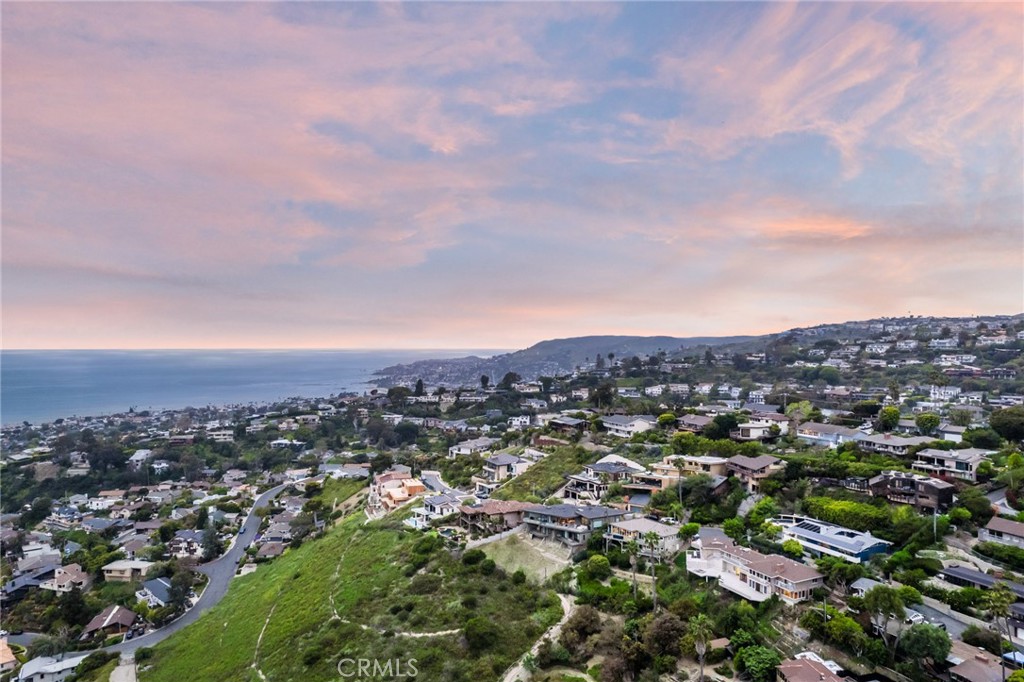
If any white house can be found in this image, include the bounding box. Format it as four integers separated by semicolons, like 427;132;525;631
600;415;656;438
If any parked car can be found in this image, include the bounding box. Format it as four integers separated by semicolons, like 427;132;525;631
905;609;925;624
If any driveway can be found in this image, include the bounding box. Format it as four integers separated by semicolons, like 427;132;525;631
420;471;462;497
108;481;292;654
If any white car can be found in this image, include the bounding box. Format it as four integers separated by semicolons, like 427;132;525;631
904;609;925;624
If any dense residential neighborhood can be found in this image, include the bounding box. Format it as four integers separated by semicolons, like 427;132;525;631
2;314;1024;681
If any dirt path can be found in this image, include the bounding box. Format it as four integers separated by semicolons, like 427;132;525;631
501;593;576;682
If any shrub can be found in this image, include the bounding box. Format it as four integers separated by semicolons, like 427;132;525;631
479;559;496;575
464;616;501;652
462;549;486;565
512;569;526;584
408;574;442;595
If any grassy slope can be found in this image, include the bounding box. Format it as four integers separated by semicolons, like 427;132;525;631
141;480;562;682
491;447;596;501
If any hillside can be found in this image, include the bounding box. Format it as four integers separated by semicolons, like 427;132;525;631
372;313;1024;387
139;479;563;682
373;333;757;386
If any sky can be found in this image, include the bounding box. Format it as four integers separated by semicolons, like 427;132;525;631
3;1;1022;350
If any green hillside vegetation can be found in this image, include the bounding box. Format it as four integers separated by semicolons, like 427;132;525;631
491;446;596;502
140;503;562;682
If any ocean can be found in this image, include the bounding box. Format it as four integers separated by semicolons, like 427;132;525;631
0;349;501;426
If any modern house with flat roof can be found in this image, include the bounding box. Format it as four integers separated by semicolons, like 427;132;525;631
913;447;993;482
523;504;626;551
770;514;891;564
867;470;955;512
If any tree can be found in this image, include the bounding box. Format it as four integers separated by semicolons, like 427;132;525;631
626;539;640;599
586;554;612;580
645;531;660;611
658;412;677;430
201;522;222;562
864;584;905;657
480;375;490;390
57;587;91;627
736;646;781;682
899;623;951;670
414;379;424;397
949;409;974;427
878;406;901;432
498;372;521;390
677;523;699;545
987;582;1015;682
722;518;745;541
991;407;1024;442
689;613;713;682
915;413;941;436
465;616;500;652
169;570;193;611
782;539;803;558
589;383;615;409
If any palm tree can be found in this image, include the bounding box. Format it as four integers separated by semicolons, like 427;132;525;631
987;583;1014;682
689;613;713;682
645;530;660;611
626;539;640;599
674;457;687;507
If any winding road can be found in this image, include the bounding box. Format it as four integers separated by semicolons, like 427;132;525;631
107;482;291;654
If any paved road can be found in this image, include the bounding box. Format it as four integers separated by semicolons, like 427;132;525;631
108;482;291;654
6;632;42;647
913;603;969;640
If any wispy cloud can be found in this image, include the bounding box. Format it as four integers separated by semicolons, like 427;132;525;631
2;2;1020;349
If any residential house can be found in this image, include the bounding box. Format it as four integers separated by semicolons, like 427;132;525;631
950;652;1013;682
168;529;205;559
604;517;680;562
676;414;712;433
549;416;587;435
565;457;645;502
980;517;1024;549
1;562;59;603
867;471;955;512
937;423;968;443
507;415;532;430
770;515;891;564
39;564;91;594
794;422;859;449
367;469;427;513
600;415;656;438
777;658;843;682
929;338;959;349
128;449;153;469
83;604;137;638
913;447;993;482
849;577;883;597
929;385;962;402
448;436;498;459
729;422;775;442
135;577;173;608
15;654;89;682
686;535;823;605
856;434;935;457
408;494;462;530
523;504;626;551
726;455;783;493
458;500;534;537
0;638;14;675
472;454;530;496
652;454;729;480
938;565;1024;599
102;559;154;583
